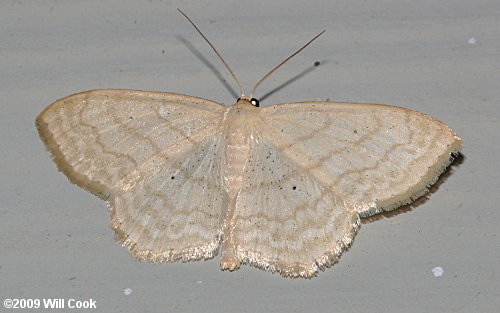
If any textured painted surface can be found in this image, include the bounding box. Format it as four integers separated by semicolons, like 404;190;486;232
2;0;498;311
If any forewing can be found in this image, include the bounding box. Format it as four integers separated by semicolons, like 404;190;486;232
37;89;229;260
229;131;360;278
261;101;462;217
36;89;226;199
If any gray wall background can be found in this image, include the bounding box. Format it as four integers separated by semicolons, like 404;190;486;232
1;1;498;312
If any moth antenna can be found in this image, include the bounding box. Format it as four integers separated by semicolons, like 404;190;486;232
178;9;246;97
250;30;325;99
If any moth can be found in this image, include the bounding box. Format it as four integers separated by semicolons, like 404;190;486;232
36;10;462;278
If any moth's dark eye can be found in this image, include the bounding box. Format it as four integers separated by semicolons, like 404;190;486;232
250;98;260;107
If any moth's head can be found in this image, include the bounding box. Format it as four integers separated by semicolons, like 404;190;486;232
178;9;324;111
236;96;260;107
